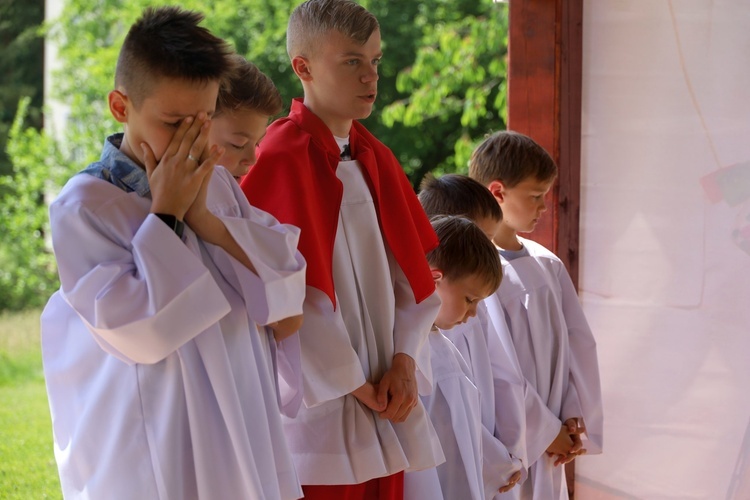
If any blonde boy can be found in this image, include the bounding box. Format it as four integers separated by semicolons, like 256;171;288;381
240;0;443;497
470;131;603;499
42;8;306;499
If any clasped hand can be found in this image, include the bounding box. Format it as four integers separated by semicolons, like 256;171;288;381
546;418;588;466
142;113;224;233
351;353;418;423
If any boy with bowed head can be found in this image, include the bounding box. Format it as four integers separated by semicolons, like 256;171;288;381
470;131;603;499
404;215;521;500
418;174;530;499
209;54;283;183
241;0;445;497
41;7;306;499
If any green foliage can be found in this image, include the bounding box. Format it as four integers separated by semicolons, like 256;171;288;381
1;98;60;311
382;0;508;183
0;0;45;178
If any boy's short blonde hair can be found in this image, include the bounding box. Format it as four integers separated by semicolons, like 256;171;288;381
419;173;502;223
115;6;235;107
286;0;379;59
216;55;283;118
469;130;558;188
427;215;502;293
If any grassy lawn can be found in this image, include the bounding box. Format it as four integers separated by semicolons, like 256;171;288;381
0;309;62;498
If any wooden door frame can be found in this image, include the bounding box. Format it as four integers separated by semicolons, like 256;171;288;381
508;0;583;289
507;0;584;496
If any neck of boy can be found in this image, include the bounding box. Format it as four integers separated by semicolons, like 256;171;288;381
302;97;353;138
493;224;523;251
118;132;146;169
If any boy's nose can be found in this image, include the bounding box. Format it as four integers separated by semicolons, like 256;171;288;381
361;65;379;83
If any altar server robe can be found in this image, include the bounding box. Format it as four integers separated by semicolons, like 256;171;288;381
404;330;485;499
42;157;306;500
277;158;444;485
484;238;604;499
443;302;528;499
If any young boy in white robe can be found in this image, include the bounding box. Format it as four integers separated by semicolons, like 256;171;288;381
240;1;444;497
418;174;529;499
41;8;306;499
404;215;520;500
209;54;282;183
469;131;604;499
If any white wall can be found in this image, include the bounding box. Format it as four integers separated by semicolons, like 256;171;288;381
577;1;750;498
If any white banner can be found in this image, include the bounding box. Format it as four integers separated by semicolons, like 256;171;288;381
577;1;750;498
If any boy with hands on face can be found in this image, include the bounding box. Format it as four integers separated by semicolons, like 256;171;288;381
41;7;306;499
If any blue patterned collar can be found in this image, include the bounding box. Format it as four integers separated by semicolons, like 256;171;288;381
80;134;151;197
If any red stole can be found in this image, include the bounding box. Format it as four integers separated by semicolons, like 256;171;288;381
240;98;437;309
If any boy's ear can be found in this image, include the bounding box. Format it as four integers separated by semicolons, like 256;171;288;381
487;180;506;203
108;90;129;124
291;56;313;82
431;269;443;283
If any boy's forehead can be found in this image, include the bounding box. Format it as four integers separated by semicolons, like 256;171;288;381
320;28;381;55
515;176;555;191
448;272;496;298
144;77;219;116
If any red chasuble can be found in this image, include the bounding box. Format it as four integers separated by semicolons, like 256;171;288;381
241;98;437;309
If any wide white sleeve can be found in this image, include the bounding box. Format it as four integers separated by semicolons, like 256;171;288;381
203;167;306;325
52;199;230;366
557;264;604;455
481;425;524;499
481;304;529;468
296;287;368;407
391;251;441;394
485;294;562;465
203;168;307;416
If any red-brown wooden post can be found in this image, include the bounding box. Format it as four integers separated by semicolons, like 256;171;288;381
507;0;583;289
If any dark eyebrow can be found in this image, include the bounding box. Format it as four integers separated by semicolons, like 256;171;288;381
341;51;383;59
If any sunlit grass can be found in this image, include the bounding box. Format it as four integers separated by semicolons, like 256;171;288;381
0;309;61;498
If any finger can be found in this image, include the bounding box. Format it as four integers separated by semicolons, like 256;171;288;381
392;400;414;423
197;144;224;178
186;119;212;168
177;113;209;163
383;389;406;420
163;116;195;160
376;379;390;413
569;436;583;454
141;142;157;178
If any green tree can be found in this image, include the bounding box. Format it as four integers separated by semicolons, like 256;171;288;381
381;0;508;185
0;0;45;177
0;98;60;310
